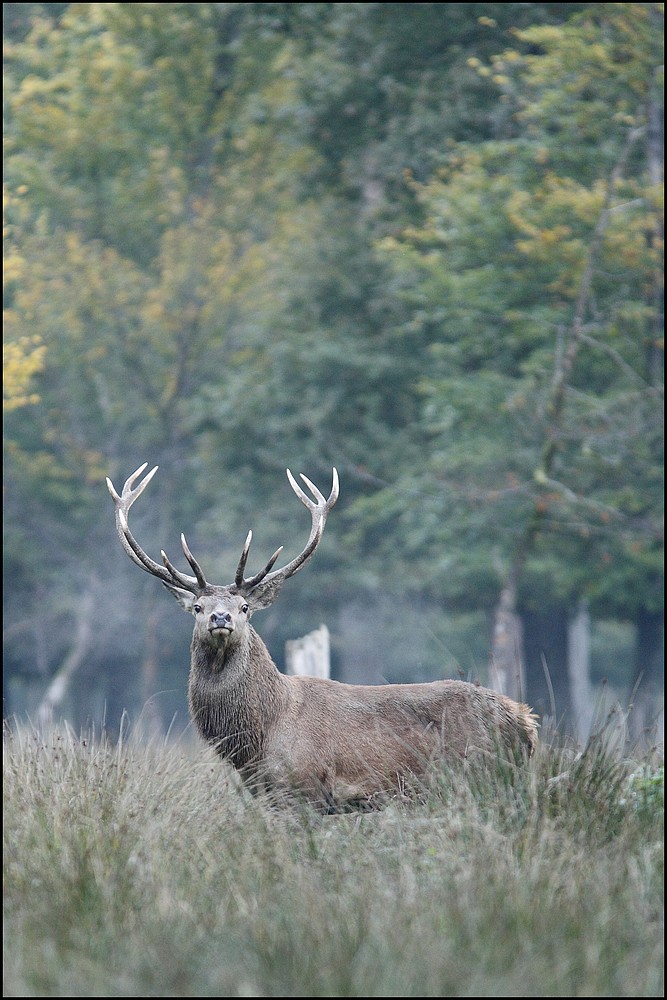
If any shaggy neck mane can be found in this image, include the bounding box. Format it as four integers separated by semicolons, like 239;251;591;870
188;624;288;772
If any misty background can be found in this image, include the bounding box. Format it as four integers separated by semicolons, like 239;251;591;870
3;3;663;745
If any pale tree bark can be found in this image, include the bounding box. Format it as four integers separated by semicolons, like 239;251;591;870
489;125;645;711
488;579;525;701
136;606;165;739
37;573;98;727
286;624;331;679
567;600;594;744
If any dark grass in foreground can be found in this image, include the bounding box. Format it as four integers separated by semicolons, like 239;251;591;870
3;719;663;998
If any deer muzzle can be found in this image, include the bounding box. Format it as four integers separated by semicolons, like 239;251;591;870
209;611;233;634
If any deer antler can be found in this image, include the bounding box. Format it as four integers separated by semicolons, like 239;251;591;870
109;464;338;598
106;463;206;594
235;468;339;594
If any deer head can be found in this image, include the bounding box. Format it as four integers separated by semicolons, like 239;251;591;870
106;463;339;653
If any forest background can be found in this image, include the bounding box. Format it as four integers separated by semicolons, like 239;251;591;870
3;2;663;744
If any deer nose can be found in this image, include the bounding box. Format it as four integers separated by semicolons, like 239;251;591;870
209;611;233;630
210;611;232;625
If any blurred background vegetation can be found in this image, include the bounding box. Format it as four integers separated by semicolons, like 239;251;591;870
3;3;663;742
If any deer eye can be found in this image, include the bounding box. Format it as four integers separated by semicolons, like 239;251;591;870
241;604;249;614
193;604;203;614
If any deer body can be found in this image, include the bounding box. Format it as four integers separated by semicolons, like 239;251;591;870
108;464;537;809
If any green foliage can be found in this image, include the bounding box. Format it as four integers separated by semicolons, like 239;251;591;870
4;3;224;264
507;4;663;181
2;336;45;412
374;7;663;615
3;722;663;996
271;3;589;202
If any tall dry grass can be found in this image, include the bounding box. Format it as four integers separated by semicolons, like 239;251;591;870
3;717;663;997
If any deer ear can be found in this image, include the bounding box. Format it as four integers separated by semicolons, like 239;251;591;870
162;581;197;613
245;576;286;611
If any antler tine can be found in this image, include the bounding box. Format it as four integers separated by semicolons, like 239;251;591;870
235;529;286;590
107;463;200;595
158;534;209;592
179;534;209;590
235;530;253;588
293;466;340;516
286;468;339;509
106;462;156;506
237;468;339;594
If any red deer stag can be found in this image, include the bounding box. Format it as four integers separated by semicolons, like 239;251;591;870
107;463;538;808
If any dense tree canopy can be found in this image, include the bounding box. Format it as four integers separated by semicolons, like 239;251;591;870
3;3;663;736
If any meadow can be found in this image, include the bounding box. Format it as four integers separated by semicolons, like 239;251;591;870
3;717;663;998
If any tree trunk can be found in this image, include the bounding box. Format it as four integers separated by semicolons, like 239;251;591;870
286;625;330;679
36;576;97;727
521;606;571;735
567;600;594;744
488;584;525;701
138;607;164;739
630;609;664;746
